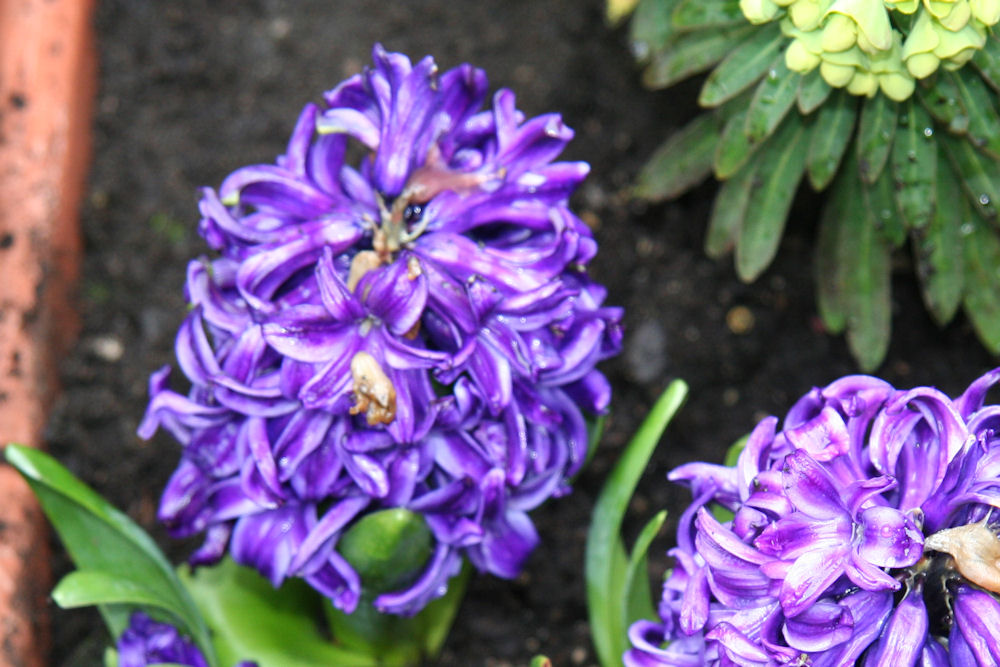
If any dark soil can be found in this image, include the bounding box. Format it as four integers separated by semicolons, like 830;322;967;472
45;1;996;665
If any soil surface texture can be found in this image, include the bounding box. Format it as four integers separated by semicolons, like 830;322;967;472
46;1;996;665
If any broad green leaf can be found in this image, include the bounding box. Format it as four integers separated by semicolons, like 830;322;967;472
629;0;682;61
816;174;850;334
841;170;892;371
634;112;724;201
912;148;965;326
950;70;1000;160
672;0;745;31
699;23;785;107
54;570;190;616
745;57;800;145
623;510;667;626
856;92;898;184
182;558;377;667
807;90;857;190
973;32;1000;92
962;214;1000;353
706;162;757;258
3;445;215;666
797;68;833;115
715;110;759;179
736;117;811;282
642;25;754;89
891;99;937;230
865;165;906;248
916;72;970;134
586;380;688;667
941;131;1000;220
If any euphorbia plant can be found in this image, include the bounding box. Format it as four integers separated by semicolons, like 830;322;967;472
613;0;1000;369
9;44;620;666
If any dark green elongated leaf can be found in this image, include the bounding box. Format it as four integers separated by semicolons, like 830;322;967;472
941;131;1000;220
671;0;745;30
745;57;800;145
53;570;188;615
973;32;1000;92
586;380;688;667
950;70;1000;160
840;170;892;371
3;444;216;667
623;510;667;626
816;175;850;334
865;164;906;248
912;148;965;326
635;111;724;201
891;99;937;230
807;90;857;190
857;92;898;184
706;162;757;258
962;214;1000;354
642;25;754;89
182;559;378;667
736;117;811;282
629;0;682;62
715;109;759;178
916;72;970;135
797;68;833;115
699;23;784;107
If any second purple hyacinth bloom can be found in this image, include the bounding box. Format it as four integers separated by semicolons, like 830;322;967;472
629;369;1000;665
140;45;621;616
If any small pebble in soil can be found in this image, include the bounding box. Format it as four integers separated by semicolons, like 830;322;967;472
85;335;124;362
624;320;667;384
725;305;755;335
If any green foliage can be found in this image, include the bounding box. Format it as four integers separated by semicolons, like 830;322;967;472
618;0;1000;369
585;380;688;667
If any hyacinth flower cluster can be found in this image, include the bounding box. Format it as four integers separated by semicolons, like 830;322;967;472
627;368;1000;665
138;45;621;617
614;0;1000;371
117;613;256;667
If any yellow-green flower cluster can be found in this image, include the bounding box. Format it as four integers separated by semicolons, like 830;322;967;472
739;0;1000;100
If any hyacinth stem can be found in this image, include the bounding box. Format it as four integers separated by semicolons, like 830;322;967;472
323;561;471;665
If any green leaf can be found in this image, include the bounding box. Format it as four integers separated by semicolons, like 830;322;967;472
941;131;1000;220
916;72;970;135
630;0;682;61
634;111;724;201
807;90;857;190
706;162;757;258
3;444;216;667
856;92;898;184
530;657;553;667
973;32;1000;92
182;558;377;667
745;57;801;145
865;164;906;248
950;70;1000;160
840;170;892;371
891;99;937;230
816;176;850;334
963;213;1000;354
736;116;811;282
642;25;755;89
797;68;833;115
622;510;667;625
586;380;688;667
912;148;965;326
699;23;785;107
715;109;759;179
53;570;190;615
671;0;745;31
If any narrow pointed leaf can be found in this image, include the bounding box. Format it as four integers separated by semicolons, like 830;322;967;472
635;112;724;201
629;0;682;62
736;117;810;281
912;149;965;326
941;131;1000;221
643;25;755;89
586;380;688;667
857;93;898;184
962;214;1000;354
891;100;937;230
816;175;850;334
716;109;759;178
3;444;216;666
53;570;184;615
916;73;970;134
797;68;833;115
745;57;800;145
865;165;906;248
699;23;785;107
706;163;757;258
672;0;746;31
972;32;1000;92
623;510;667;625
807;91;858;190
949;70;1000;160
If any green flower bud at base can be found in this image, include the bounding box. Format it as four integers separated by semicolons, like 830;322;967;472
741;0;781;23
878;71;916;100
789;0;828;30
847;69;879;95
822;13;859;51
786;38;823;71
821;60;858;86
971;0;1000;24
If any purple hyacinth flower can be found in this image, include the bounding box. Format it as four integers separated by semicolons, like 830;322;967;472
628;368;1000;666
140;44;621;617
117;612;256;667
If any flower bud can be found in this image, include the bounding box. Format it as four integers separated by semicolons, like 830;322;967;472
971;0;1000;24
822;13;859;51
902;9;943;77
934;18;987;67
878;70;916;100
789;0;831;30
821;60;859;87
740;0;781;23
884;0;920;12
786;37;823;71
825;0;893;51
847;69;879;96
